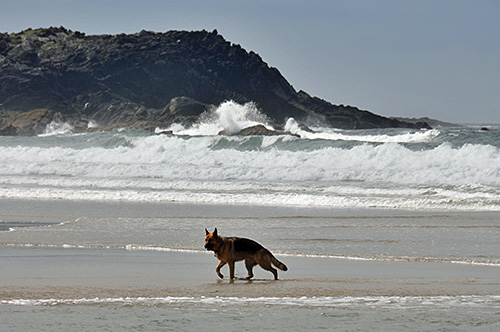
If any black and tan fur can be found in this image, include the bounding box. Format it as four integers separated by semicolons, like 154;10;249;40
204;228;288;280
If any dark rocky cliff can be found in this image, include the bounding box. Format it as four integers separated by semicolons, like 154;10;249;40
0;27;426;135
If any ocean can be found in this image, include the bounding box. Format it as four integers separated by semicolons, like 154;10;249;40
1;101;499;331
1;101;499;211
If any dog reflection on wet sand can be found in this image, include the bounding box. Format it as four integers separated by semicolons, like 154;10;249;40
204;228;288;280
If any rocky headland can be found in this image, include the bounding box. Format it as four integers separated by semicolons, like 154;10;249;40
0;27;429;136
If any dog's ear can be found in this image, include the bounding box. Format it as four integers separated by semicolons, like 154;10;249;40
213;227;218;236
205;228;210;236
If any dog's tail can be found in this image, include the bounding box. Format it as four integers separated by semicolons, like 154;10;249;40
270;254;288;271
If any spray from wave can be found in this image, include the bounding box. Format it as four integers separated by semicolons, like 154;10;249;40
38;121;74;137
159;100;274;136
157;100;439;144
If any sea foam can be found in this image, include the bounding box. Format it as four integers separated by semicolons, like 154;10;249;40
3;295;500;308
0;133;499;210
0;104;499;210
285;117;440;143
38;121;74;137
158;100;274;135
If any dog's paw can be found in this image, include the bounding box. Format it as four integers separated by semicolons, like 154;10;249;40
217;273;224;279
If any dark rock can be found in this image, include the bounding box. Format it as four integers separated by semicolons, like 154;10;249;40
219;124;282;136
159;97;210;128
0;124;17;136
219;124;300;137
165;97;208;117
414;121;432;129
8;109;55;136
296;122;315;133
156;130;174;135
480;127;490;131
392;117;460;128
0;27;423;135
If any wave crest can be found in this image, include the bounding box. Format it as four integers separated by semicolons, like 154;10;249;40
160;100;274;135
285;117;439;143
39;121;74;137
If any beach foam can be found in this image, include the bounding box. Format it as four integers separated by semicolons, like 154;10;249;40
3;295;500;308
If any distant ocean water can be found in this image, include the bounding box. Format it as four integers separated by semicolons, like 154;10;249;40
0;100;498;211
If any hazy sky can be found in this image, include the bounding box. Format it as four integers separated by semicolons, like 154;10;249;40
2;0;499;123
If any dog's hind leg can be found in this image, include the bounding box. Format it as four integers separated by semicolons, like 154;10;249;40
216;261;226;279
261;264;278;280
258;255;278;280
244;259;257;280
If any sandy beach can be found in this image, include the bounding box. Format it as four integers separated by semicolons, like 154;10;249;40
2;198;499;300
1;199;500;331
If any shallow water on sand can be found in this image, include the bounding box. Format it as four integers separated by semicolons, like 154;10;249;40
1;199;499;331
1;200;499;267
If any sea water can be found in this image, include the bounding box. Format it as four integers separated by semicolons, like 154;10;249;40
1;101;500;331
0;101;499;211
2;295;500;331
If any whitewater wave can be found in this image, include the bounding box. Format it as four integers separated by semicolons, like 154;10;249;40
158;100;275;136
1;136;498;186
157;99;441;144
0;130;499;210
0;181;498;210
285;118;440;143
1;109;499;211
3;295;500;307
38;121;74;137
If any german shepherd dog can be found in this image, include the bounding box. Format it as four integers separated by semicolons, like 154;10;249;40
204;228;288;280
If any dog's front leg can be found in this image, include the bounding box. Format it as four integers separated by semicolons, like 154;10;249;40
216;261;226;279
228;261;235;280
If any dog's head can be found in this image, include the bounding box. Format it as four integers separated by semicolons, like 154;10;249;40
204;227;221;252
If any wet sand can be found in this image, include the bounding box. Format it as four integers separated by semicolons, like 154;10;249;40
2;245;499;301
1;198;499;302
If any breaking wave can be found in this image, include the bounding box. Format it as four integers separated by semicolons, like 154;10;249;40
285;118;440;143
159;100;274;135
0;100;499;210
39;121;74;137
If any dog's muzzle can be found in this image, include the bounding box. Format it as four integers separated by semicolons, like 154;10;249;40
205;243;214;250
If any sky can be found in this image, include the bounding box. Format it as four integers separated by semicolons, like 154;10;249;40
2;0;499;124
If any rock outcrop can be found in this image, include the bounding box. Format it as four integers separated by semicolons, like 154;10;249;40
219;124;290;136
391;117;456;128
0;27;428;135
